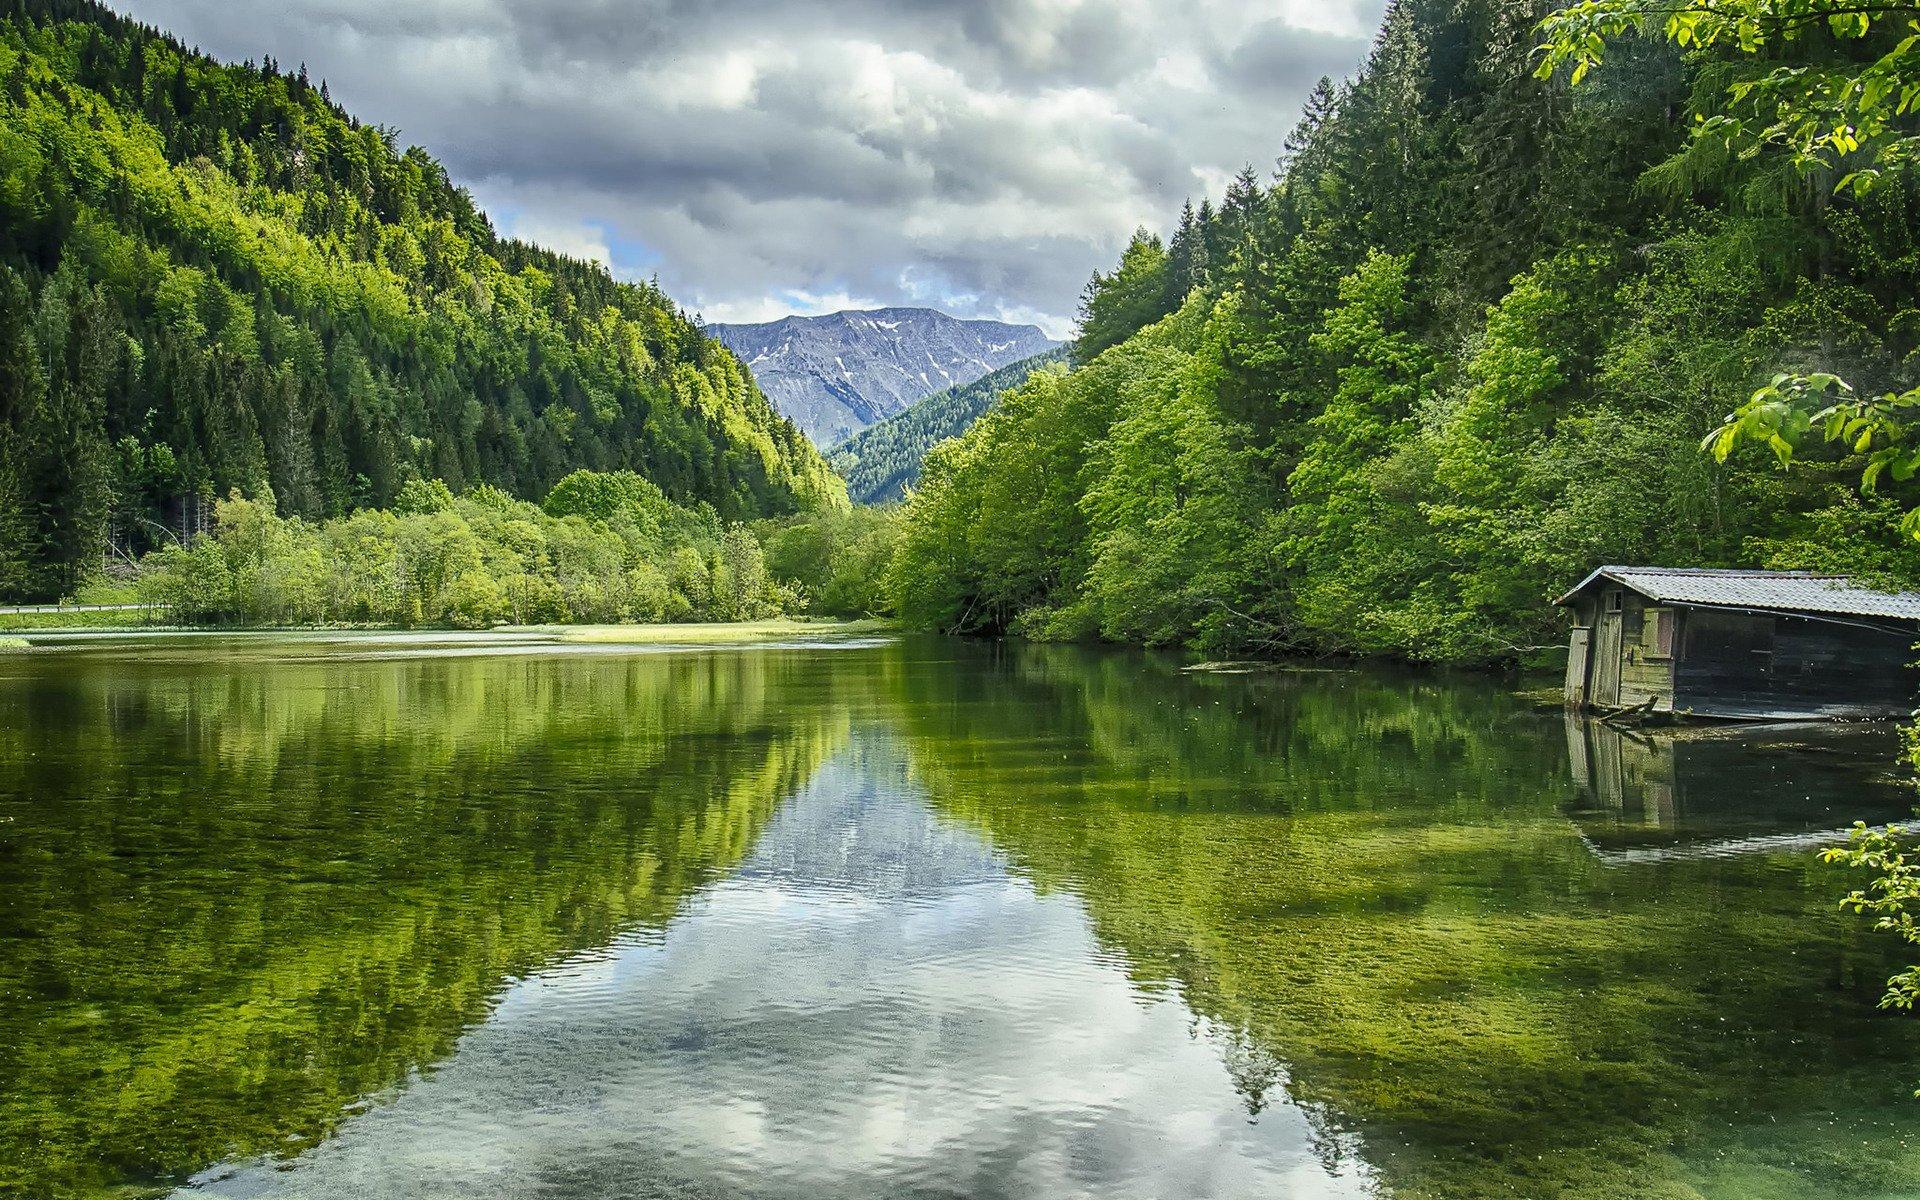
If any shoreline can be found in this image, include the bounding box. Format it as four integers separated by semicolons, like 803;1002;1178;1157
0;616;893;642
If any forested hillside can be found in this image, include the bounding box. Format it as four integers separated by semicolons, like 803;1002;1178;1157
0;0;841;602
891;0;1920;664
828;346;1069;504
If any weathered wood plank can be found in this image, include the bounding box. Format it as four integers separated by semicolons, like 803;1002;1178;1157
1565;626;1591;707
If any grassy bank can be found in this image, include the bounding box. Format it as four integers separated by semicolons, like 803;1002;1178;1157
512;619;893;645
0;618;893;643
0;610;164;632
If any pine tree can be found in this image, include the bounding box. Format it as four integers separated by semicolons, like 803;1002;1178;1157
1166;200;1209;308
0;266;44;596
11;269;116;596
1075;230;1173;361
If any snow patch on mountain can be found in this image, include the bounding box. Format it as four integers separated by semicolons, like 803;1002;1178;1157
709;307;1060;446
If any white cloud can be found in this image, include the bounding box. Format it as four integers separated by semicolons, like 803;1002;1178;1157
120;0;1383;333
505;215;612;266
695;288;890;326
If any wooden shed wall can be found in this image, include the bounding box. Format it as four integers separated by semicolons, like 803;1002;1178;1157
1615;594;1676;710
1565;580;1918;719
1569;587;1675;711
1671;609;1917;719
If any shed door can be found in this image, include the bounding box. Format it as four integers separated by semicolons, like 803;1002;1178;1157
1565;627;1592;707
1592;606;1623;707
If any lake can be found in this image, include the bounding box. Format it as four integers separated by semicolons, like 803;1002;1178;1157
2;631;1917;1200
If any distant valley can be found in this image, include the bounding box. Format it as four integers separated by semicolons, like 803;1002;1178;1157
828;347;1070;505
709;308;1059;446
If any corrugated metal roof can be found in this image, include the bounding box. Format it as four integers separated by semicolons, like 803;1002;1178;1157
1555;566;1920;622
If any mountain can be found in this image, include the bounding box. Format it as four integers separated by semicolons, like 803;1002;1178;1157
0;0;841;601
708;308;1059;446
827;347;1068;504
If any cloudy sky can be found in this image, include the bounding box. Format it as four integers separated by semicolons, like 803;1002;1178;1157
119;0;1385;337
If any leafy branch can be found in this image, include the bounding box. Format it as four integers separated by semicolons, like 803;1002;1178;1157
1824;822;1920;1007
1824;821;1920;1095
1538;1;1920;194
1703;373;1920;538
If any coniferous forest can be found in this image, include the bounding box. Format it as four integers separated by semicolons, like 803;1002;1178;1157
0;0;842;603
888;0;1920;665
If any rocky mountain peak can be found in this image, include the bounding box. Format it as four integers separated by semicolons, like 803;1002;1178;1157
710;307;1059;445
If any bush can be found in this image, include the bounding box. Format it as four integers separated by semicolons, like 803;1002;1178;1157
134;474;802;627
759;506;899;617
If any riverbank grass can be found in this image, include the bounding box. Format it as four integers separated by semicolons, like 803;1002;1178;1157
0;616;893;640
506;618;894;645
0;611;162;632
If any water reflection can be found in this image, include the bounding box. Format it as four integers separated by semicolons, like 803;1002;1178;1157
1566;717;1912;861
185;744;1370;1200
1;635;1917;1200
896;644;1920;1200
0;643;850;1198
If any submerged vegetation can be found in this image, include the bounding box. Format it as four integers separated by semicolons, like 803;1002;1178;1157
903;644;1920;1200
0;642;846;1197
5;636;1918;1199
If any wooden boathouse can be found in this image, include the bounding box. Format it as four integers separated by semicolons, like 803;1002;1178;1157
1556;566;1920;720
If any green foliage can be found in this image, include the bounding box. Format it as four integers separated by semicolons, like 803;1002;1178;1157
1273;250;1439;653
1708;371;1920;536
887;354;1113;634
1074;229;1175;362
888;0;1920;666
757;505;899;616
1539;0;1920;193
1551;0;1920;543
393;477;456;515
888;312;1245;638
1825;818;1920;1033
0;261;113;599
133;473;796;627
1820;717;1920;1083
1073;297;1271;648
826;346;1070;505
0;0;841;602
1749;491;1920;587
541;466;698;550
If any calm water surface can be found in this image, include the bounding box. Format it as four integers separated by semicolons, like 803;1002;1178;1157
2;632;1918;1200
